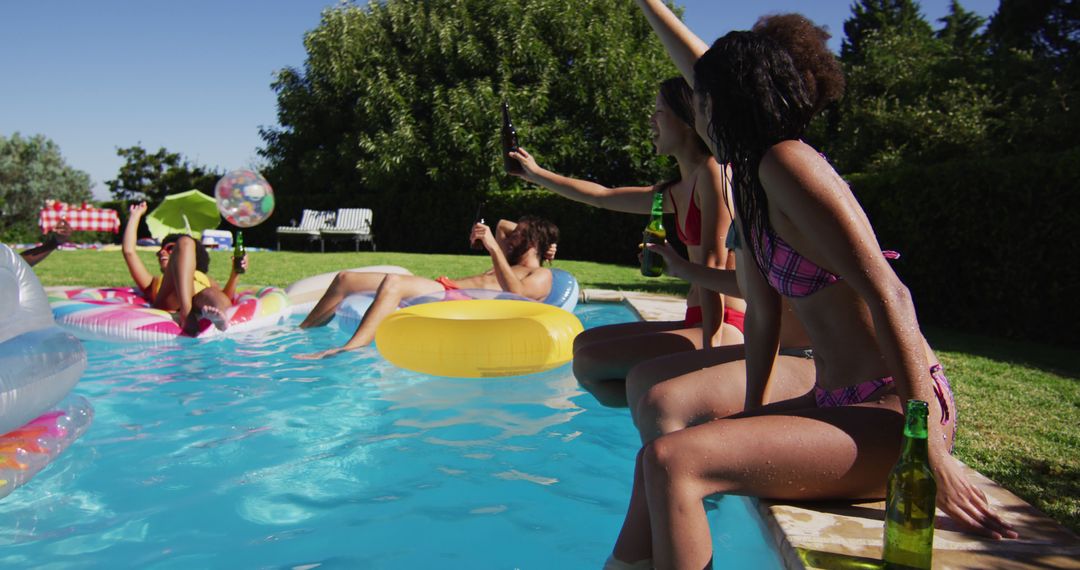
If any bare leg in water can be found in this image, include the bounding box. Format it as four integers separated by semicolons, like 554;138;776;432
295;273;444;359
299;271;392;328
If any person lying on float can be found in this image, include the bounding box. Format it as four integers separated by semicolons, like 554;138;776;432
123;201;248;335
294;216;559;360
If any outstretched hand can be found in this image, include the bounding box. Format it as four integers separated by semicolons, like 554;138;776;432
129;201;148;218
293;347;347;360
52;219;73;244
935;455;1018;539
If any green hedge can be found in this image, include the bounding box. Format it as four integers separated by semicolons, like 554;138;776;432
847;148;1080;346
253;187;660;266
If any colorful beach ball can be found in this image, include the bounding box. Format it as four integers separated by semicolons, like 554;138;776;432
214;169;275;228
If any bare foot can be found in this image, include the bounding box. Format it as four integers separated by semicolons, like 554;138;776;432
202;305;230;331
293;347;347;360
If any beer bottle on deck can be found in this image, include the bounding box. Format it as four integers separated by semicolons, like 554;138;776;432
502;102;523;175
883;399;936;569
233;231;246;274
640;191;666;277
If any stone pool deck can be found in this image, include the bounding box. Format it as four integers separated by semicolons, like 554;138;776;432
585;288;1080;570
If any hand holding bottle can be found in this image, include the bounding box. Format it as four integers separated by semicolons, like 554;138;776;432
507;146;542;182
470;222;497;253
232;231;246;274
640;190;666;277
642;241;689;279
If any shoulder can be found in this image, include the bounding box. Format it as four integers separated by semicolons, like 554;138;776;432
760;140;821;173
759;140;833;194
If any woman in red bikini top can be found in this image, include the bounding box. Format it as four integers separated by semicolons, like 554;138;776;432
507;76;736;407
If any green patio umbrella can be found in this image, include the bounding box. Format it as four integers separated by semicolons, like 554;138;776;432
145;190;221;240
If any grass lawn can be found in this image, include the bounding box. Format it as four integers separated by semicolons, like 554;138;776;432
30;248;1080;533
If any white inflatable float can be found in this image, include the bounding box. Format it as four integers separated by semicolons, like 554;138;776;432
0;245;92;498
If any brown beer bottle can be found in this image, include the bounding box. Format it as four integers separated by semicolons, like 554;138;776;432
502;102;523;175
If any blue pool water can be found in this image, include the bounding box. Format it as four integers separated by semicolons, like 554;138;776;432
0;303;782;569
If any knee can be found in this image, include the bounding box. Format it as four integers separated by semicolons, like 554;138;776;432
380;273;403;293
638;382;672;420
641;436;682;481
573;327;600;353
175;235;196;252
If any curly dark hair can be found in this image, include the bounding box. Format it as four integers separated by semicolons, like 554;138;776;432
515;215;559;265
693;31;815;274
752;13;845;114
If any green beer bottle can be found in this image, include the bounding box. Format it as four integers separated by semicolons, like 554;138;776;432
640;191;666;277
883;399;936;569
233;231;246;274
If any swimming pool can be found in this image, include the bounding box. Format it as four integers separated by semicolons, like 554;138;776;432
0;303;783;569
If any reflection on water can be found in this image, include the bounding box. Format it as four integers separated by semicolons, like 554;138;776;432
0;303;782;568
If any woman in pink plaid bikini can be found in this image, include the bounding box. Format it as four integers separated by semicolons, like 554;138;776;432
603;3;1017;569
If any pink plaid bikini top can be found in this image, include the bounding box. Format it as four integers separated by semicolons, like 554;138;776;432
755;225;899;298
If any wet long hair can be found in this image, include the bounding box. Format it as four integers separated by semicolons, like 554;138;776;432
656;76;711;196
162;234;211;273
693;31;815;272
514;215;560;266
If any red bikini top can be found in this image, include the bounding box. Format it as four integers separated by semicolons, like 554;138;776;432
668;182;701;246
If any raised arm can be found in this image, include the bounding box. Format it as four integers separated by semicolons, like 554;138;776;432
20;219;71;267
472;221;552;299
222;254;247;300
761;140;1017;539
122;202;155;294
508;147;661;214
633;0;710;86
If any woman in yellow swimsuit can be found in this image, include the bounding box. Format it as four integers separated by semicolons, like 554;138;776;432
122;201;247;335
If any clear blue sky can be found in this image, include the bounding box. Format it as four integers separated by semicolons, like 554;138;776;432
1;0;1000;200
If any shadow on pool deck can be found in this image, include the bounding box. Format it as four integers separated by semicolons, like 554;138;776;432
586;288;1080;570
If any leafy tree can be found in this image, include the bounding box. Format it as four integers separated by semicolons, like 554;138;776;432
106;145;221;204
841;0;934;63
259;0;679;252
936;0;987;56
984;0;1080;152
828;1;1001;172
987;0;1079;62
0;133;92;241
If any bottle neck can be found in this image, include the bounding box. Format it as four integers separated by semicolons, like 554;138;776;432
900;433;928;459
900;400;929;459
650;191;665;219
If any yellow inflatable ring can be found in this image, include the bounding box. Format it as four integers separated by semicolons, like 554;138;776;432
375;299;583;378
